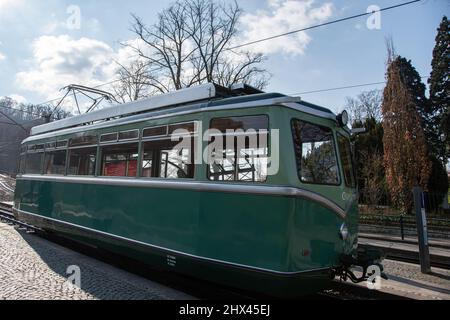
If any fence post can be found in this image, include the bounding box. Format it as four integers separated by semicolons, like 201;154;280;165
400;215;405;240
413;187;431;274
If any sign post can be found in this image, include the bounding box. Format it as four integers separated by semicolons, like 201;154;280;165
413;187;431;274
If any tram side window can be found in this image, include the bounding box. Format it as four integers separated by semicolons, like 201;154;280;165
44;150;67;175
142;139;194;179
291;120;340;185
25;153;43;174
208;115;269;182
101;143;138;177
68;148;97;176
337;134;356;188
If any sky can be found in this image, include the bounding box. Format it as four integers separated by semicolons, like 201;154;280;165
0;0;448;114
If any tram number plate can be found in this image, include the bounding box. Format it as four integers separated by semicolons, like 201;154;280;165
167;255;177;267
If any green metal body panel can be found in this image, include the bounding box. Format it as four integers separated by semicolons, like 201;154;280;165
15;179;350;272
14;102;359;296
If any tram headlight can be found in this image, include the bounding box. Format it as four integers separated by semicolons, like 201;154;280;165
340;223;349;241
337;110;349;127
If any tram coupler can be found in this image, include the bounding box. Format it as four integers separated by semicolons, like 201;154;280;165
333;247;388;284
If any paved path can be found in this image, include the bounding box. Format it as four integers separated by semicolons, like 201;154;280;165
350;259;450;300
0;222;194;300
1;220;449;300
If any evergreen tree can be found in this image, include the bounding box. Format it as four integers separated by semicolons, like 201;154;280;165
382;55;431;214
429;16;450;164
393;58;437;155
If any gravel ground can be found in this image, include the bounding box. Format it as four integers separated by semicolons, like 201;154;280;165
0;222;194;300
382;259;450;288
349;259;450;300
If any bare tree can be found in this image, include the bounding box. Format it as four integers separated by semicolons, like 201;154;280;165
213;51;269;89
112;59;160;103
0;97;71;175
129;2;195;92
345;90;382;126
127;0;269;93
184;0;268;88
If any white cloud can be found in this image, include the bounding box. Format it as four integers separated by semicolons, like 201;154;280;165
0;52;6;61
15;35;143;112
41;16;102;35
238;0;333;55
0;0;23;15
16;35;114;98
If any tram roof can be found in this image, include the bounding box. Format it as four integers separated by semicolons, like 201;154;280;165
29;83;336;137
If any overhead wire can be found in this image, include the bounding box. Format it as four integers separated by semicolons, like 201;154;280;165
15;0;425;117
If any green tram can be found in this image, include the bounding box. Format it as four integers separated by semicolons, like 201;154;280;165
13;83;382;297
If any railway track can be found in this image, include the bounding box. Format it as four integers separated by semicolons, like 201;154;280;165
318;281;411;300
0;208;37;233
0;203;419;300
359;243;450;270
0;205;38;232
0;182;14;193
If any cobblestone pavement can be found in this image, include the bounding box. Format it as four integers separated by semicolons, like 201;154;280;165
0;222;194;300
2;218;449;300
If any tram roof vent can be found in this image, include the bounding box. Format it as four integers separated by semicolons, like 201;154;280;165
31;83;264;136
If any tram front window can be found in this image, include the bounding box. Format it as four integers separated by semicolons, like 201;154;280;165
292;120;340;185
338;133;356;188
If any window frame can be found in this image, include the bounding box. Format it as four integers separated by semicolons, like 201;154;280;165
291;118;341;187
69;134;98;148
100;132;119;144
44;149;67;176
140;136;196;180
207;114;270;183
56;140;68;149
67;146;98;177
118;129;140;142
99;142;140;178
139;121;198;180
142;125;169;140
18;149;26;174
337;132;356;188
24;150;44;175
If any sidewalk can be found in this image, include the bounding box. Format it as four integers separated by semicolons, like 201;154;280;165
350;259;450;300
